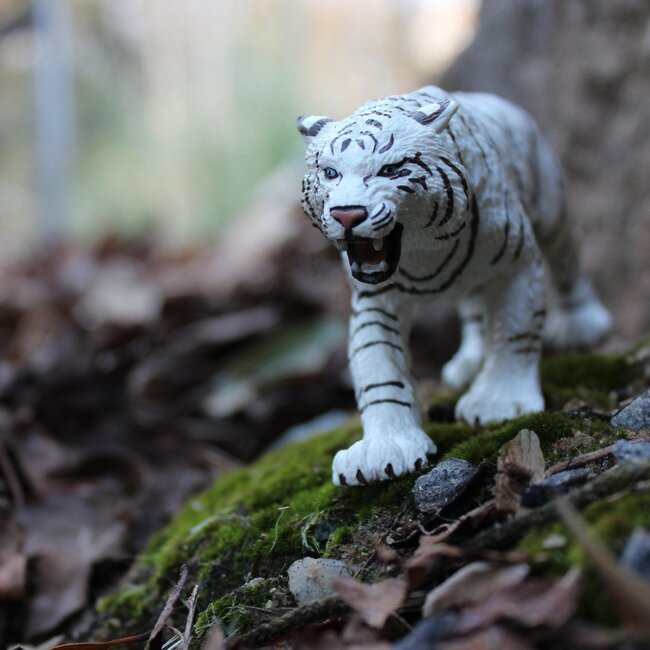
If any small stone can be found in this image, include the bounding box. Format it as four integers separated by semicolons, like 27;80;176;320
521;468;592;508
542;534;567;550
611;390;650;432
613;439;650;464
621;528;650;581
287;557;353;606
413;458;477;514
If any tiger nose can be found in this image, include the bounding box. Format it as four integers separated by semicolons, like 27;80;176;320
330;207;368;231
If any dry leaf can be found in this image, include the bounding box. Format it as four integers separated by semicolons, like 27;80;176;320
423;562;530;617
334;576;407;629
455;567;581;633
494;429;545;515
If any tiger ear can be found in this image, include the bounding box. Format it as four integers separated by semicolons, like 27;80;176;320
409;98;459;133
296;115;333;142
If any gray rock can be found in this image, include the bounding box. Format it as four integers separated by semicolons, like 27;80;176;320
287;557;353;606
621;528;650;581
611;391;650;432
521;467;592;508
413;458;477;514
613;439;650;464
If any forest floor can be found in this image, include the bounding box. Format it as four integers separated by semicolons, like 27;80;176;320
0;226;649;650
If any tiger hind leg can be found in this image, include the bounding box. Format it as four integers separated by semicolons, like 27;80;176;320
442;295;486;389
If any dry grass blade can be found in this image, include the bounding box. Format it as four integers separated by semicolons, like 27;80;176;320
181;584;200;650
145;564;189;650
546;445;614;476
50;632;151;650
555;498;650;637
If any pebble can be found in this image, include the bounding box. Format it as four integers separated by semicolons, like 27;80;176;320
613;439;650;464
611;390;650;431
413;458;477;514
287;557;353;606
521;468;592;508
621;528;650;581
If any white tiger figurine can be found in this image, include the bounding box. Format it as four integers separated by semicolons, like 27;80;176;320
297;86;611;486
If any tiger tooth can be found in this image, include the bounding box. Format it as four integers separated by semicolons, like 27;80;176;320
372;238;383;251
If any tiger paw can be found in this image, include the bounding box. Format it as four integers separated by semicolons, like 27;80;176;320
455;378;544;425
332;428;436;486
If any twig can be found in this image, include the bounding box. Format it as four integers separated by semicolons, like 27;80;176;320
146;564;189;650
546;445;614;475
231;595;349;649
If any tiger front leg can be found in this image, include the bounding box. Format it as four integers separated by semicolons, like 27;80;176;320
333;295;436;486
455;256;546;425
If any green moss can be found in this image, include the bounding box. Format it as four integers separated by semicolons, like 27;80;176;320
541;353;640;392
520;491;650;625
96;349;644;636
442;412;579;465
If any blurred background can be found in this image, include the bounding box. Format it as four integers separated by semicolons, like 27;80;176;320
1;0;650;642
0;0;478;250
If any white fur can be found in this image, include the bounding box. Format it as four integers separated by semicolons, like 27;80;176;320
298;86;610;486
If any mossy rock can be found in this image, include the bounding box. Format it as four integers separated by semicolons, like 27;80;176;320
94;350;645;639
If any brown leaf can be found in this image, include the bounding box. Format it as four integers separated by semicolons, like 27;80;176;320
437;626;534;650
423;562;530;617
404;540;464;589
556;498;650;637
333;576;407;629
494;429;545;515
455;567;581;633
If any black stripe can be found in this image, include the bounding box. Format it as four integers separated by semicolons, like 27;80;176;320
360;130;379;153
407;152;433;176
399;239;460;282
356;139;366;150
359;398;412;414
514;346;540;355
440;157;470;203
435;222;466;241
352;320;400;336
532;309;547;319
341;139;351;152
366;119;383;130
361;380;405;393
350;340;404;359
397;185;415;194
351;307;398;321
456;112;488;166
329;129;352;155
378;134;394;153
514;215;525;260
436;167;455;226
359;194;480;298
507;332;542;342
424;201;439;228
409;176;428;191
447;124;465;165
491;218;510;265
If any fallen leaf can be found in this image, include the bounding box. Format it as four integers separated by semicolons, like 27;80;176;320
50;632;151;650
455;567;581;633
494;429;545;515
423;562;530;617
201;622;226;650
333;576;407;629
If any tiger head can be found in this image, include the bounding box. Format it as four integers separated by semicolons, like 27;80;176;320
298;94;461;284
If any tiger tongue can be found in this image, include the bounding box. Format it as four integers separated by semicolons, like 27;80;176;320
348;238;386;265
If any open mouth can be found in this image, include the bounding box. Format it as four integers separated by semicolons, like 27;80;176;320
336;224;403;284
